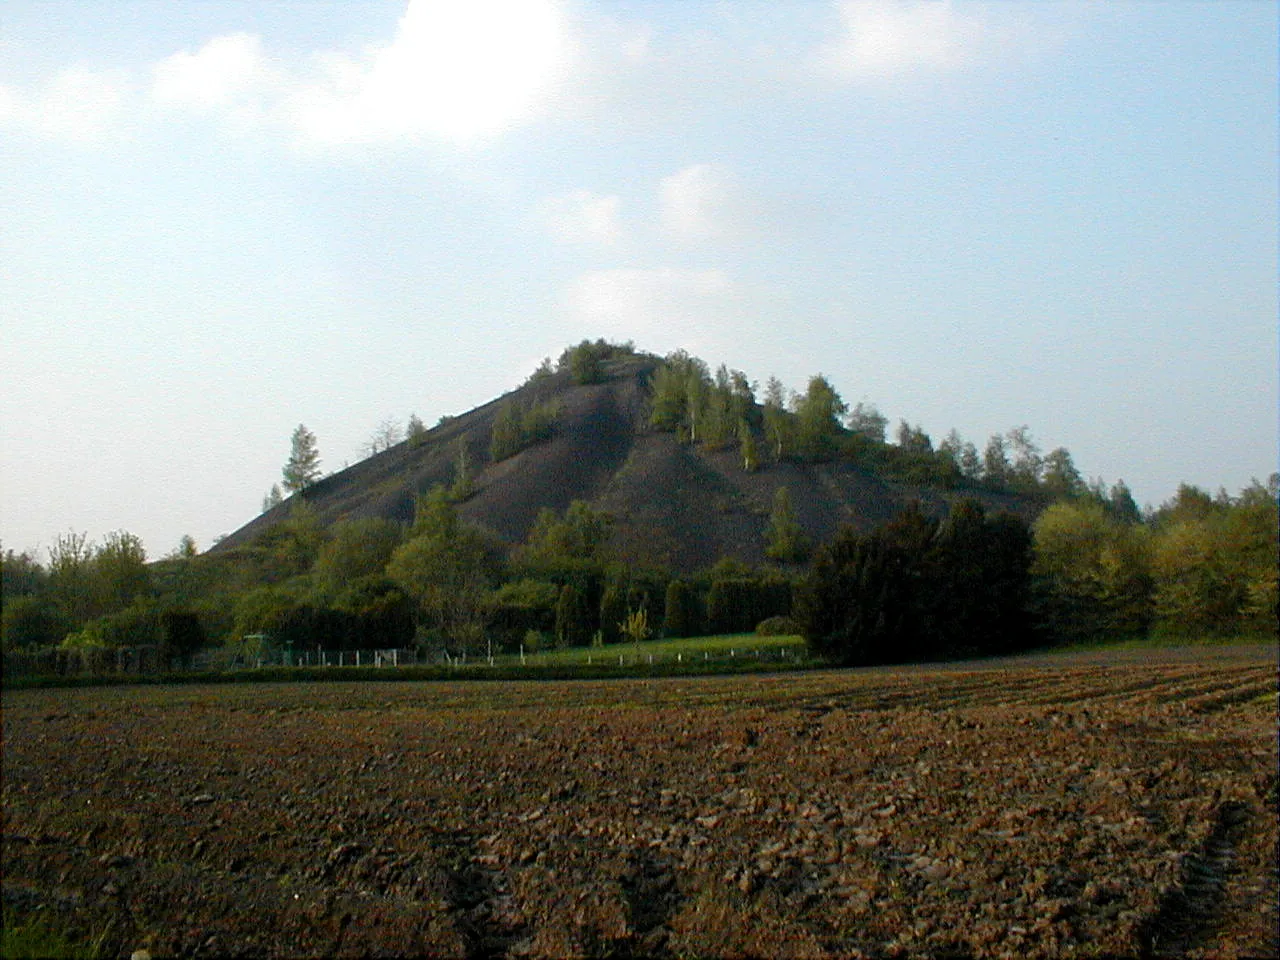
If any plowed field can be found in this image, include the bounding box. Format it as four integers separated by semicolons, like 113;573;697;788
3;645;1276;958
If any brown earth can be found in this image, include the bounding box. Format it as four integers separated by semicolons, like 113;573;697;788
211;356;1041;573
3;645;1276;958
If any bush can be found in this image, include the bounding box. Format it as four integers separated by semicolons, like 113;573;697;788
755;615;799;636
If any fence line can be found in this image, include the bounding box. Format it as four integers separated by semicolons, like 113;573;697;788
4;642;804;680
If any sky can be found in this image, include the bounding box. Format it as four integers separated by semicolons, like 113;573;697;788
2;0;1276;561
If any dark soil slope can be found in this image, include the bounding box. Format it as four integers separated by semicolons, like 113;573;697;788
214;357;1042;574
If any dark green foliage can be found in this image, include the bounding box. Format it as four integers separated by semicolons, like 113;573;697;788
267;603;357;652
846;402;888;444
1108;480;1142;525
333;577;416;649
1041;447;1085;499
880;445;964;488
598;580;627;644
2;548;47;598
1;596;67;650
491;578;559;649
799;500;1033;665
159;610;206;669
554;583;592;647
706;577;791;635
662;579;698;638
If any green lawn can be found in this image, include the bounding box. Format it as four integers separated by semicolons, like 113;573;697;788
495;632;805;667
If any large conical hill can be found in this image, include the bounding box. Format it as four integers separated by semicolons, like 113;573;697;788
213;354;1041;573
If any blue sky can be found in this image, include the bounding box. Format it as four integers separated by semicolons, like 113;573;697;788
2;0;1276;560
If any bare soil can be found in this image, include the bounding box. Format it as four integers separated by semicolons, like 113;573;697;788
3;645;1276;958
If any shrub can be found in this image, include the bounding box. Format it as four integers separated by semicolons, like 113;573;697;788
755;615;799;636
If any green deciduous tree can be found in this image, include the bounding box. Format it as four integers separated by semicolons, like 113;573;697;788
449;441;476;502
764;487;809;563
846;402;888;444
794;374;847;461
1030;501;1152;643
1005;426;1042;489
1108;480;1141;525
621;608;651;646
312;518;403;596
386;511;495;656
92;530;150;615
2;548;47;598
167;535;199;560
521;501;612;570
895;420;932;454
47;530;96;626
1041;447;1084;499
406;413;428;446
740;424;760;473
761;376;792;460
256;499;329;576
982;434;1011;487
554;583;591;647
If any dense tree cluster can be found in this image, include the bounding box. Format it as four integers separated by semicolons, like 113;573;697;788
489;397;560;462
798;501;1033;665
557;338;637;385
1031;477;1278;644
643;349;1107;499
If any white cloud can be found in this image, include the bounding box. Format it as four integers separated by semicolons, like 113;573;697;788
0;66;131;143
151;33;274;111
820;0;982;78
146;0;572;147
659;164;739;239
543;190;624;244
566;267;742;349
285;0;571;146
